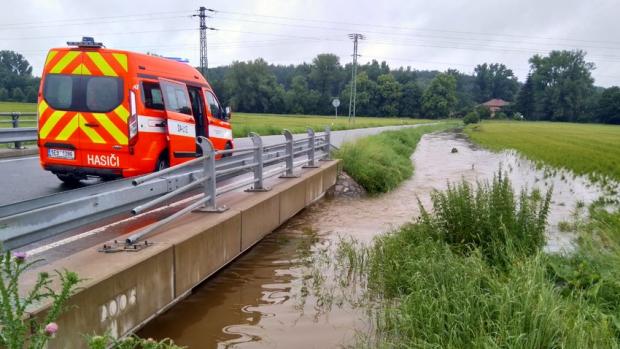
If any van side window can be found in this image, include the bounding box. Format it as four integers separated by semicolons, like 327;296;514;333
141;82;164;110
205;91;223;119
160;80;193;116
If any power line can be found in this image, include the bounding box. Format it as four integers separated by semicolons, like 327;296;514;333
216;9;620;47
348;33;365;122
193;6;216;75
211;13;620;52
0;10;193;29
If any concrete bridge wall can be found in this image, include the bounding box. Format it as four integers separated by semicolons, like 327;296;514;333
23;160;340;348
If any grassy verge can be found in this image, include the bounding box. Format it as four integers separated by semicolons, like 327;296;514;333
464;121;620;182
336;122;458;194
329;172;620;348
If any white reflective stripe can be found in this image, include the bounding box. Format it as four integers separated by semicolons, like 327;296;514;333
208;124;233;140
137;115;165;133
168;119;196;138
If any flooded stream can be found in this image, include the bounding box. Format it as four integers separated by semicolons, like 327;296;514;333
138;131;616;348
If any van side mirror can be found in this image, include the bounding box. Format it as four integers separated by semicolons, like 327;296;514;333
225;106;232;120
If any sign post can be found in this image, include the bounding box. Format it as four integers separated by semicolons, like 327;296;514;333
332;98;340;119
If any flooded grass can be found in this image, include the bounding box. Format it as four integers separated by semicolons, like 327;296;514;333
465;121;620;183
320;172;620;348
336;122;458;194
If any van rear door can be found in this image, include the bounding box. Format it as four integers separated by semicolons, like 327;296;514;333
78;51;129;173
39;49;84;167
158;78;196;166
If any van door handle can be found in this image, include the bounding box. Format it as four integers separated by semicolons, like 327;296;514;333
85;123;99;128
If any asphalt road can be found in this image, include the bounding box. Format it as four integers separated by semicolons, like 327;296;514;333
0;125;420;206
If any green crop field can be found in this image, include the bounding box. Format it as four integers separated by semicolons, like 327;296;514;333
230;113;431;137
0;101;37;113
465;121;620;182
0;102;432;136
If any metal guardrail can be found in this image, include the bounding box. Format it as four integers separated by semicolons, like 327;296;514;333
0;112;37;147
0;127;332;250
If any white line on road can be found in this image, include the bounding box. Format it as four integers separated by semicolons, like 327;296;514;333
0;156;38;163
25;193;203;257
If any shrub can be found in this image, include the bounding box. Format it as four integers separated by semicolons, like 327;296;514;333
337;123;456;194
495;111;508;119
463;111;480;125
475;105;492;119
0;250;81;349
419;170;551;268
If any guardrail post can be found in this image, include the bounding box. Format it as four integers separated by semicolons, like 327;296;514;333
246;132;271;192
320;126;332;161
197;136;228;212
303;128;319;168
279;129;299;178
11;112;22;149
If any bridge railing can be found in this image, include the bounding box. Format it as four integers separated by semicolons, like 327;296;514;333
0;112;37;148
0;127;332;250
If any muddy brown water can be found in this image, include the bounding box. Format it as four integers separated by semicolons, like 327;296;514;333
138;131;616;348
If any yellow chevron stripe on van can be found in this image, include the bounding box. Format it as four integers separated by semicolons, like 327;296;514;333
49;51;80;74
92;113;128;145
86;52;117;77
78;114;105;144
56;115;79;141
38;100;49;119
113;105;129;123
39;110;65;138
44;51;58;69
112;53;128;72
71;63;92;75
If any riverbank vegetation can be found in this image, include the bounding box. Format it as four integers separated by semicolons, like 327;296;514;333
465;121;620;182
325;172;620;348
336;122;458;194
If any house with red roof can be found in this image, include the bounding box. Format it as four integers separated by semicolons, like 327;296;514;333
481;98;510;117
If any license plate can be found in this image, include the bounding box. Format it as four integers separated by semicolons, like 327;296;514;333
48;148;75;160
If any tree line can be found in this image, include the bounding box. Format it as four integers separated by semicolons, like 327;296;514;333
1;49;618;124
208;50;618;124
0;51;40;103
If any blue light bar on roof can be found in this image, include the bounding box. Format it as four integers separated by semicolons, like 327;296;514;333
67;36;104;48
164;57;190;63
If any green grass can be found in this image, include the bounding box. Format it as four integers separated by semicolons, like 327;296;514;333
0;102;37;113
0;102;433;136
329;173;620;348
336;121;459;194
465;121;620;182
231;113;432;138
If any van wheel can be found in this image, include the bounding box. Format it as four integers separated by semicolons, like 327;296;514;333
56;174;81;185
223;142;233;157
155;155;169;172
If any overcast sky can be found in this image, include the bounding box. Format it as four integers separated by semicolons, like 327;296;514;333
2;0;620;87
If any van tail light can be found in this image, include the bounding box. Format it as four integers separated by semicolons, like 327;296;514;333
128;90;138;146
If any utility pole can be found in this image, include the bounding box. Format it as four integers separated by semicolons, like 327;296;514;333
193;6;216;77
348;33;364;122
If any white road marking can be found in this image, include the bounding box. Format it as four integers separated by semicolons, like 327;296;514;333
0;156;38;163
25;193;203;257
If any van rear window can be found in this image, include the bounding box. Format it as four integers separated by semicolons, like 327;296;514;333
43;74;123;113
